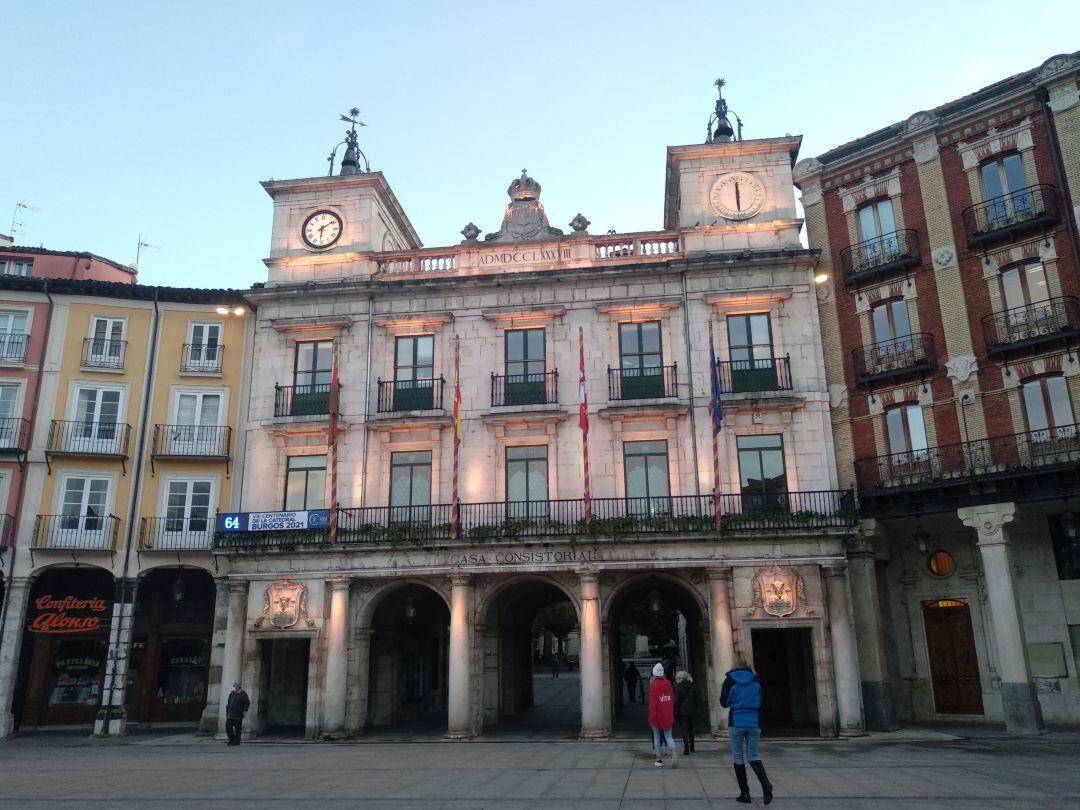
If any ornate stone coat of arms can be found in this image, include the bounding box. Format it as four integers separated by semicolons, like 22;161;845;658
254;579;314;629
749;566;805;618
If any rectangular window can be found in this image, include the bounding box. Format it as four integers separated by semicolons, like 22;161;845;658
1;260;33;277
291;340;333;415
618;321;663;398
1022;376;1076;446
71;387;121;451
0;311;28;362
727;314;775;392
885;405;929;473
88;317;125;366
164;479;213;533
389;450;432;522
504;328;546;405
506;445;548;519
736;435;787;512
284;455;326;511
981;154;1029;221
870;299;914;367
623;440;671;515
857;199;897;242
169;391;223;454
393;335;436;410
186;322;222;371
0;385;18;446
60;476;110;532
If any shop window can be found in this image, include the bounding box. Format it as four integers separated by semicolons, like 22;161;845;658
1051;514;1080;581
292;340;333;414
506;445;548;518
736;434;787;512
389;450;431;523
48;639;105;707
504;328;546;405
394;334;436;410
727;314;776;392
980;153;1029;222
1021;376;1076;446
623;440;671;515
618;321;663;398
927;550;955;577
155;638;210;706
284;455;326;510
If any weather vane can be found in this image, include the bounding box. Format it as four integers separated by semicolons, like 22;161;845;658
327;107;370;176
706;78;743;144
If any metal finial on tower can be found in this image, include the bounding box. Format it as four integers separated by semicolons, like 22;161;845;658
327;107;371;176
706;77;743;144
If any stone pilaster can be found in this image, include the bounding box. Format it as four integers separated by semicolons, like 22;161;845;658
95;578;138;736
348;627;373;734
578;570;608;738
0;577;31;737
847;522;897;730
218;580;249;735
823;562;865;736
445;574;472;739
958;503;1044;734
707;566;735;734
322;578;350;736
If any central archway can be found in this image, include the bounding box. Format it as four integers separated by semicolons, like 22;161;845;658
477;577;581;737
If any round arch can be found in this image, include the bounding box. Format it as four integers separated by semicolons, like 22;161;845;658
602;571;707;625
357;577;450;628
474;573;581;628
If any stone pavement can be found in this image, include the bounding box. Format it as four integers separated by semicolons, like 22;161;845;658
2;729;1080;808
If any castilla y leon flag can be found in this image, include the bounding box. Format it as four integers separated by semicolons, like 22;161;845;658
451;335;462;539
708;320;724;528
579;327;591;532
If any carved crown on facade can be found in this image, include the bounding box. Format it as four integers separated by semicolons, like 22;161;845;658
484;169;565;243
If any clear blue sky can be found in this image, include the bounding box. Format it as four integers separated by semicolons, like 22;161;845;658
3;1;1077;289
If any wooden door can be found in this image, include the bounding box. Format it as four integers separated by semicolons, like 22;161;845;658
923;601;984;714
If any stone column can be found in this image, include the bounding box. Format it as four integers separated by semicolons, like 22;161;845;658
847;522;897;730
445;574;472;739
958;503;1044;733
0;576;32;737
707;567;735;734
322;578;350;736
218;580;249;734
578;570;608;738
349;627;373;734
95;577;138;736
824;562;865;736
199;577;230;735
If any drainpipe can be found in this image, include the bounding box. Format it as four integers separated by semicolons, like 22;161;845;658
359;296;374;508
1036;86;1080;286
100;287;160;735
0;280;55;669
680;272;702;498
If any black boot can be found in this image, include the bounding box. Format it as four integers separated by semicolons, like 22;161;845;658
750;760;773;805
733;764;751;803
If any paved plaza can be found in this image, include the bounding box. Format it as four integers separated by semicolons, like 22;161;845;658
2;727;1079;809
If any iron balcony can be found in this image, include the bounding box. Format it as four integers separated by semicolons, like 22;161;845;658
607;364;678;401
151;424;232;458
180;343;224;374
0;417;31;455
376;376;446;413
0;333;29;364
139;516;213;551
840;229;921;286
981;296;1080;359
34;513;121;551
852;333;936;386
274;383;332;417
491;371;559;407
82;338;127;370
716;355;793;394
47;420;131;458
962;184;1060;248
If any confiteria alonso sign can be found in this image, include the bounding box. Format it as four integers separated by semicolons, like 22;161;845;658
28;595;110;634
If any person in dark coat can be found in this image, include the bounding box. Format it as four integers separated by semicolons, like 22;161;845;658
623;661;640;703
720;654;773;804
551;654;560;678
225;681;250;746
673;670;696;755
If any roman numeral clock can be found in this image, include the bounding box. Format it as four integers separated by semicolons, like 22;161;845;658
709;171;766;221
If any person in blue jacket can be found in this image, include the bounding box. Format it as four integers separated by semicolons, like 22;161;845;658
719;653;773;804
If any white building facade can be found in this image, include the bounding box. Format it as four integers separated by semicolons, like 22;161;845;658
208;127;867;740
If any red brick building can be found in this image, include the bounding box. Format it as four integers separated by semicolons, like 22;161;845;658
796;53;1080;732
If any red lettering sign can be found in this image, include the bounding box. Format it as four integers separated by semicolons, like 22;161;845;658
28;593;110;634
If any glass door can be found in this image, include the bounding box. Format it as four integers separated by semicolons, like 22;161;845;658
504;328;546;405
727;314;776;392
618;322;664;398
187;323;222;371
394;335;435;411
170;392;222;455
58;476;110;547
163;480;213;546
73;388;121;453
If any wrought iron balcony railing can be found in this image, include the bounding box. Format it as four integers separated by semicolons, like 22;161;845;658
981;296;1080;358
840;229;921;285
274;383;332;417
376;376;446;413
0;332;29;364
854;423;1080;493
82;338;127;370
962;184;1060;248
852;333;936;386
34;513;120;550
180;343;224;373
47;420;131;457
212;490;857;550
607;364;678;401
151;424;232;458
0;417;31;453
139;516;213;550
716;356;793;394
491;371;559;407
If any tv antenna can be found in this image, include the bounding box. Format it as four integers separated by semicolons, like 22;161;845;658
9;201;41;238
135;235;160;269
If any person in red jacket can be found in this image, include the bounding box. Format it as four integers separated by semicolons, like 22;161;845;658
648;662;678;768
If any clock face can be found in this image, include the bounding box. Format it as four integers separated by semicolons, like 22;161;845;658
709;172;766;220
301;210;343;249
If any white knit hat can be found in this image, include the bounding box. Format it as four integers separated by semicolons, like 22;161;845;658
652;662;665;677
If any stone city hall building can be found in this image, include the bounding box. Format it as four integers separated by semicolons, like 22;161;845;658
206;94;859;741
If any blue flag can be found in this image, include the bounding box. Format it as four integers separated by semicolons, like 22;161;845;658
709;340;723;433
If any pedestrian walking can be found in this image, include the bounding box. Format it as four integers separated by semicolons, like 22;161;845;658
225;681;250;746
647;662;678;769
551;654;560;678
673;670;696;755
720;653;773;804
623;660;640;703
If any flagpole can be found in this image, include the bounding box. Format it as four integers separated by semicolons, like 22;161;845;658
709;321;723;530
579;327;591;534
451;335;462;540
328;342;340;544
